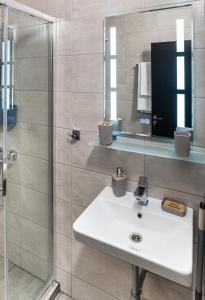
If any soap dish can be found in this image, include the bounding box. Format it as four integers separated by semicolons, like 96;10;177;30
161;198;187;217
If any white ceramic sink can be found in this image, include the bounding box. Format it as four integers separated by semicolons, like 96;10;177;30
73;187;193;287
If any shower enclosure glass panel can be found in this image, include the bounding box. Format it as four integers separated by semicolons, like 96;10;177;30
0;4;53;300
0;6;8;299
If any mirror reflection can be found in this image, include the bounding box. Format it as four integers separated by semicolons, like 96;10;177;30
104;5;193;139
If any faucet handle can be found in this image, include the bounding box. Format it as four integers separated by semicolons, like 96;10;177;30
136;186;145;197
134;176;148;206
134;186;145;198
138;176;148;188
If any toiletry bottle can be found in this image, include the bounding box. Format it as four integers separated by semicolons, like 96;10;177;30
112;167;127;197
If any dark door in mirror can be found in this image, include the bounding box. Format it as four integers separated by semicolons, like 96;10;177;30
151;41;192;138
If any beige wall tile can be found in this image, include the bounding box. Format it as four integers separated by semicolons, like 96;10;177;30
71;131;144;181
157;6;191;31
71;54;103;93
14;91;49;125
55;233;72;273
117;101;151;134
143;272;193;300
7;154;49;194
55;198;72;238
15;57;48;91
8;9;43;27
9;242;49;281
71;204;85;239
72;276;118;300
106;0;144;13
72;16;104;55
72;168;111;207
72;0;106;18
57;21;72;56
17;0;72;20
193;1;205;49
55;56;72;92
20;218;49;260
55;92;103;132
7;242;23;272
194;98;205;147
126;180;140;193
124;30;158;58
55;127;71;165
71;93;103;132
145;156;205;197
57;293;73;300
7;213;20;245
55;163;71;202
15;24;49;59
72;0;144;18
55;268;72;296
54;92;72;129
194;49;205;98
0;221;5;253
148;185;202;209
124;11;158;34
7;122;49;160
7;182;49;229
72;240;132;299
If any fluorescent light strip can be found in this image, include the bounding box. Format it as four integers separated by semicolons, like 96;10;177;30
1;41;11;109
177;94;185;127
177;56;185;90
110;91;117;121
176;19;184;52
110;27;116;56
110;59;116;88
110;27;117;120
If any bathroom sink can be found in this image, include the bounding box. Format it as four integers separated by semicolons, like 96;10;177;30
73;187;193;287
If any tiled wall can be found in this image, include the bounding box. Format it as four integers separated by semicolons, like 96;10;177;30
17;0;205;299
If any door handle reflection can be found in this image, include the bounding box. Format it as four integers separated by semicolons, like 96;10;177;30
0;159;6;197
153;115;163;128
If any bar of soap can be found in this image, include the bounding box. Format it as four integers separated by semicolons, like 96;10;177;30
161;198;187;217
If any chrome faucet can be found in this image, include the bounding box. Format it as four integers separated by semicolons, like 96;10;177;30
134;176;148;206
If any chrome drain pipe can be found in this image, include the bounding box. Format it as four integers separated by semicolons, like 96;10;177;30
195;202;205;300
131;265;147;300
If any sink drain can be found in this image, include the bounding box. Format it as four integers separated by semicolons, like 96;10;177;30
129;233;143;243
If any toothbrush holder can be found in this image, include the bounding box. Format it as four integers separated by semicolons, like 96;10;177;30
174;131;191;157
98;121;113;145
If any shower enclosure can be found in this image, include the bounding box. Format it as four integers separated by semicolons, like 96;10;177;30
0;1;55;299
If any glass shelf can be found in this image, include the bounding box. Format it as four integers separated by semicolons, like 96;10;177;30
89;137;205;165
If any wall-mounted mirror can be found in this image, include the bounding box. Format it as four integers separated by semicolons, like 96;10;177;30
104;5;194;140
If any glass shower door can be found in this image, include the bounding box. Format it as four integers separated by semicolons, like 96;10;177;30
0;6;53;300
0;6;9;300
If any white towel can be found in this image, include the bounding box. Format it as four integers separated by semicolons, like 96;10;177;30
137;62;152;112
140;62;151;96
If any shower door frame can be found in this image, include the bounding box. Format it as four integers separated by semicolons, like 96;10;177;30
0;1;58;299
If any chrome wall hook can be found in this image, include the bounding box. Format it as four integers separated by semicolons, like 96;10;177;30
68;129;80;141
